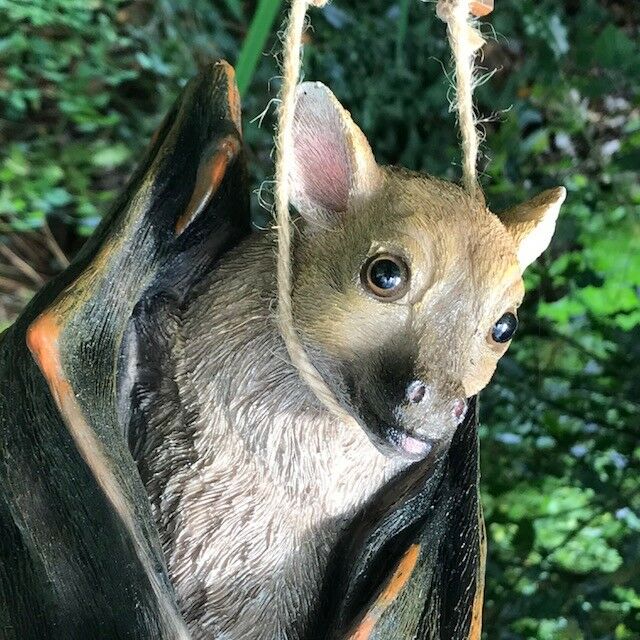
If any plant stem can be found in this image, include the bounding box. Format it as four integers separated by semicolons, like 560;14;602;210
236;0;284;96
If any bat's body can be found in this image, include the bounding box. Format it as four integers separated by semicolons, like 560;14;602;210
0;62;564;639
129;233;407;638
125;80;565;639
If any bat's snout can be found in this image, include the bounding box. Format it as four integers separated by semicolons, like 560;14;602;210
347;372;468;461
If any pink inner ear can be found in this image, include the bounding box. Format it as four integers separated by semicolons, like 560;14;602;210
292;89;351;214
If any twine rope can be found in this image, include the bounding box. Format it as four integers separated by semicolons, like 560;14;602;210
437;0;483;198
274;0;358;426
273;0;483;423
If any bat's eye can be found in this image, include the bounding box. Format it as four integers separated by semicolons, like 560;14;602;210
491;311;518;343
361;253;410;301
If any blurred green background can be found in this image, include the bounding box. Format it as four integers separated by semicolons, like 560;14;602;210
0;0;638;637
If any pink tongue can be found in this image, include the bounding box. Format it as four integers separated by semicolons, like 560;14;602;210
402;435;430;457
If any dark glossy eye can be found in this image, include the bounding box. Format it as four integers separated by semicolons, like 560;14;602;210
491;312;518;343
361;253;410;301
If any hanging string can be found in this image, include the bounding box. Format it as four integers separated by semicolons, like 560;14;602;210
274;0;359;426
273;0;488;423
436;0;487;200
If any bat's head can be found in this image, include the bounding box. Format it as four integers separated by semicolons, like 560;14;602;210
289;82;565;460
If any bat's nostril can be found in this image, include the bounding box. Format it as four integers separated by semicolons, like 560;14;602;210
452;399;467;424
406;380;427;404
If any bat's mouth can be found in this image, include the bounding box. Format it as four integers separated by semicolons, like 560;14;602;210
355;414;434;461
388;426;433;459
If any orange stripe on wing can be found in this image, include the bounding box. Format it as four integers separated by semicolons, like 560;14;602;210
348;544;421;640
26;313;62;397
467;587;485;640
26;312;133;527
467;503;488;640
218;60;242;133
175;135;241;236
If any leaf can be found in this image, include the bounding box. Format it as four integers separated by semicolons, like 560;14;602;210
592;24;637;72
91;144;131;169
547;15;569;59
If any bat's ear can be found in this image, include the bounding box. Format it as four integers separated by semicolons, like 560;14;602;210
498;187;566;272
290;81;382;229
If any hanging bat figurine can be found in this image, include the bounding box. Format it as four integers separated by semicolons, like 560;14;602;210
0;62;565;639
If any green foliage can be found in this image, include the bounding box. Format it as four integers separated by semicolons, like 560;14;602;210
1;0;638;638
0;0;239;234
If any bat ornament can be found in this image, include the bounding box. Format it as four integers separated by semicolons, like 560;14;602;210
0;62;564;639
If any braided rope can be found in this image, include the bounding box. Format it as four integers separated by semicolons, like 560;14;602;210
437;0;484;198
273;0;483;422
274;0;359;426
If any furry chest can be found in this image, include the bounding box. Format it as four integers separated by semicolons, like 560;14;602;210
158;410;402;639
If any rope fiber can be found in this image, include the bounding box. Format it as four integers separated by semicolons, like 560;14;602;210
436;0;483;198
273;0;358;426
273;0;483;423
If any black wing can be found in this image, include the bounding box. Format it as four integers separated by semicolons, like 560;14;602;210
0;61;250;639
311;397;485;640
